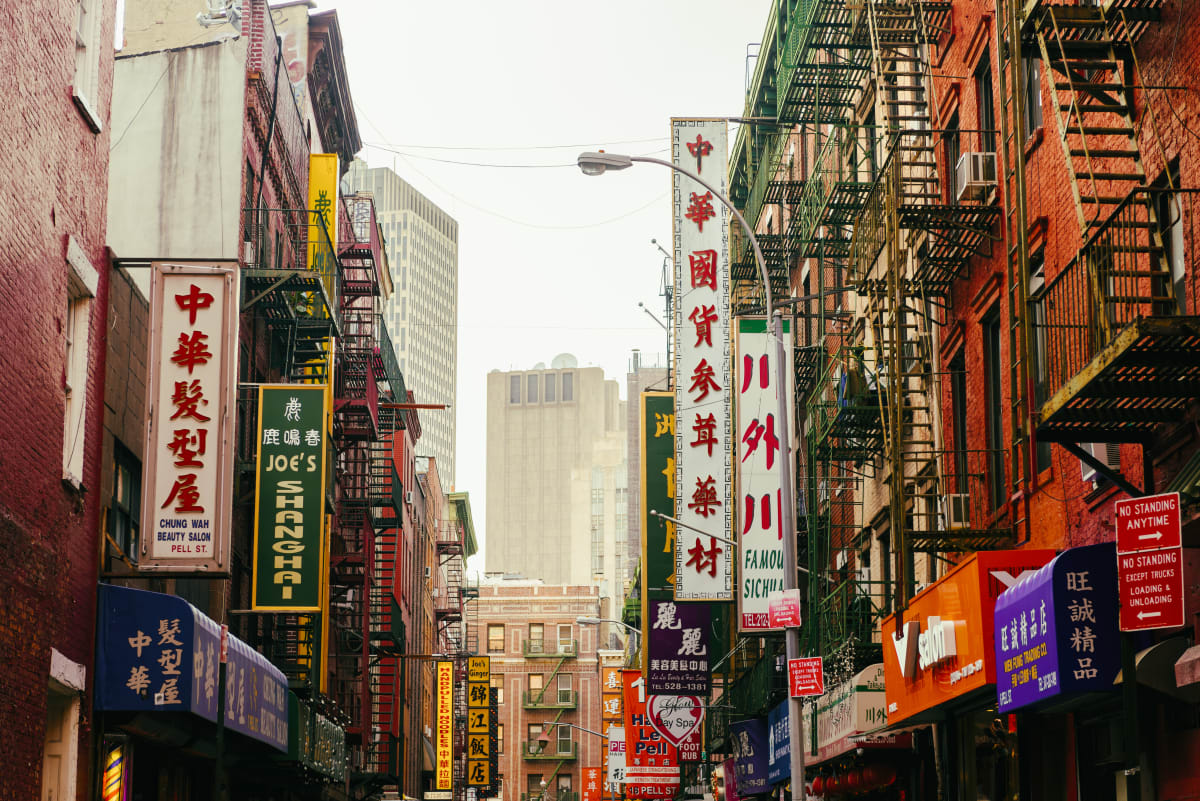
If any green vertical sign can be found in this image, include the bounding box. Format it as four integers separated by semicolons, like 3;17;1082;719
641;392;676;655
252;385;327;610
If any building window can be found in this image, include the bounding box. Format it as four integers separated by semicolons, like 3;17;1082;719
63;236;97;488
108;442;141;563
950;351;969;491
509;375;521;404
557;724;572;754
529;623;544;654
1028;251;1052;474
527;374;539;403
44;649;85;801
545;373;557;402
529;673;544;693
1022;56;1043;140
562;372;574;401
557;624;573;653
497;723;504;754
491;674;504;706
945;112;961;202
558;672;573;704
975;51;997;153
72;0;103;131
528;773;544;793
487;624;505;653
983;309;1006;509
1157;164;1186;313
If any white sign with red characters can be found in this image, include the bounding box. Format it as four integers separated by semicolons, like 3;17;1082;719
141;263;238;572
672;118;733;601
736;318;795;630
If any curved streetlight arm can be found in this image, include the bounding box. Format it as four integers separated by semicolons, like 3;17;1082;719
541;720;609;740
577;616;642;635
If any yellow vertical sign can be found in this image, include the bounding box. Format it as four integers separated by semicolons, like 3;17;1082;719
467;656;491;787
436;661;454;790
306;153;339;409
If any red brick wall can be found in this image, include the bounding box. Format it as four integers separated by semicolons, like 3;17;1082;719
0;0;117;798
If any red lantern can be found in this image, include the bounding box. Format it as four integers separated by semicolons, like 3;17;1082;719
810;776;825;795
844;768;863;793
862;763;897;789
827;773;844;794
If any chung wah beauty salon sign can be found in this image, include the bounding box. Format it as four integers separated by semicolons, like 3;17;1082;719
141;262;238;572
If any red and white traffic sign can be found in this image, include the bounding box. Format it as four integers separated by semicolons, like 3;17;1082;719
768;589;802;628
1116;492;1181;553
788;657;825;697
1118;545;1185;631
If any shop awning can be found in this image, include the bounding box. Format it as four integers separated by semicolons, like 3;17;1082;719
96;584;289;752
1116;637;1200;702
994;542;1120;713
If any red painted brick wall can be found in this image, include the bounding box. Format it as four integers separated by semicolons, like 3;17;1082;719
0;0;117;798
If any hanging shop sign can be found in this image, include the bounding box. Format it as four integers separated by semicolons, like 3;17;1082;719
252;385;327;610
672;117;733;602
436;661;454;790
140;262;238;572
641;391;677;675
767;700;790;785
722;758;741;801
467;656;491;787
729;718;770;796
812;664;908;763
767;589;802;629
95;584;288;751
287;692;347;781
606;725;627;786
735;317;794;631
646;694;704;762
996;543;1120;712
882;549;1054;724
622;669;680;798
647;600;711;694
788;657;825;697
584;767;603;801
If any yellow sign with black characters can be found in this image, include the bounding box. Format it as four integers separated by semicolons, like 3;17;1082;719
468;656;490;682
467;658;491;786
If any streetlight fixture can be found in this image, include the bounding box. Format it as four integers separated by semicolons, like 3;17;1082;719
578;149;804;801
576;616;642;636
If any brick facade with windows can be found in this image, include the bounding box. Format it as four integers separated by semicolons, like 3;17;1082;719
0;0;117;797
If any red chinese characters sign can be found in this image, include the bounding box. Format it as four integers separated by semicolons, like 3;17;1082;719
736;317;794;631
142;263;238;571
583;767;603;801
672;118;733;601
622;669;680;799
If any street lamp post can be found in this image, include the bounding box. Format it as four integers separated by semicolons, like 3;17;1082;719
578;151;804;801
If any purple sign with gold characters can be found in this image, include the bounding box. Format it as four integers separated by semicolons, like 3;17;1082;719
995;542;1119;713
730;718;769;795
647;600;710;694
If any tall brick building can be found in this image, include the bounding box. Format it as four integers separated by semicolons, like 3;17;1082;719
0;0;118;797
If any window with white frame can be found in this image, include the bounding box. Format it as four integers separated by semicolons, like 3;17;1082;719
42;649;85;801
63;237;97;488
72;0;104;131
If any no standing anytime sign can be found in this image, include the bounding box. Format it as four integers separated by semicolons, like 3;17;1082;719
1115;492;1185;631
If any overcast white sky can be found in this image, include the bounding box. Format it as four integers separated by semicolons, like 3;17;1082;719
332;1;773;573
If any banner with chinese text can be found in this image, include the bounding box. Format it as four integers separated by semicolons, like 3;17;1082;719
647;600;710;694
730;718;769;795
583;766;603;801
735;317;795;631
672;118;733;601
601;664;625;798
141;262;238;572
467;656;491;786
622;669;680;798
436;661;454;790
252;386;327;610
640;391;677;673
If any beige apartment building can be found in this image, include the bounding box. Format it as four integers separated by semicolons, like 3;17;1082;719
472;580;605;801
485;356;627;617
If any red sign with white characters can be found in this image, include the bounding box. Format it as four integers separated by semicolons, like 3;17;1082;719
1116;492;1181;553
583;767;602;801
1118;545;1186;631
788;657;825;697
622;669;680;798
767;589;802;629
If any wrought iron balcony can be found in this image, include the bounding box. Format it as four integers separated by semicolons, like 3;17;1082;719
523;639;578;658
522;741;578;760
522;689;578;710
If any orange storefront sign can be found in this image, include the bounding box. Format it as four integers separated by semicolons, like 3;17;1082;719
882;549;1054;725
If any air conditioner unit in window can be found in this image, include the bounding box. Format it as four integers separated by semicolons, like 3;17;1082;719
942;493;971;531
1080;442;1121;484
955;152;998;202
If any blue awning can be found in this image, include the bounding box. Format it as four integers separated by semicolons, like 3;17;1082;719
96;584;288;752
994;542;1119;713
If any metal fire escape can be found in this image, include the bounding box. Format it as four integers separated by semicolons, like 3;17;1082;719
997;0;1200;489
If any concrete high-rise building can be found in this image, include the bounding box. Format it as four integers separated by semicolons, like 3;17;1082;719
486;355;626;605
344;158;458;486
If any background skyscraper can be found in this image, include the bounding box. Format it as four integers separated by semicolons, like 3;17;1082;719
345;158;459;486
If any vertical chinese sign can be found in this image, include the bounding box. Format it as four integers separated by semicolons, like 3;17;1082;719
141;263;238;572
641;391;677;673
583;766;603;801
467;656;492;788
622;669;680;799
601;665;625;800
252;386;327;610
672;118;733;601
736;317;794;632
436;660;454;790
647;600;711;695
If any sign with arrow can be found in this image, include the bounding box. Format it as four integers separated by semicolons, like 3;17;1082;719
1116;492;1185;632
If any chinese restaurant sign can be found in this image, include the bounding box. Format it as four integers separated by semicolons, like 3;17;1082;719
996;543;1120;712
641;391;676;674
882;549;1054;724
467;656;491;787
95;584;288;751
730;718;769;795
672;118;733;601
647;600;710;694
436;661;453;790
141;262;238;572
252;386;327;610
735;317;794;631
622;669;680;798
